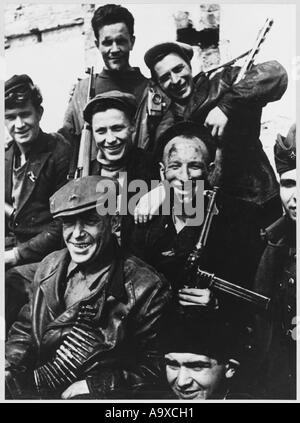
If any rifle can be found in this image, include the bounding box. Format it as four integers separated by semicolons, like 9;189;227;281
68;67;95;179
184;187;270;311
211;18;274;186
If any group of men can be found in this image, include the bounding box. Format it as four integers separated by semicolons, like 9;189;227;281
5;4;296;400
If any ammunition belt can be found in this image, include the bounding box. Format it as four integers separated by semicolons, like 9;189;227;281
34;304;100;392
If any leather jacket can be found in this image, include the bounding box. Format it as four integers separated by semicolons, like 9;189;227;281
134;61;288;205
6;243;172;399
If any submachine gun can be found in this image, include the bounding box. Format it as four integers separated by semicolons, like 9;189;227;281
184;186;270;312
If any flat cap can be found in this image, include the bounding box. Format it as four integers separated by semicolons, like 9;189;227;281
144;41;194;70
83;90;137;124
50;175;119;218
274;123;296;175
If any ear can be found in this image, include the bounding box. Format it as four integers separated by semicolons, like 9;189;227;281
110;213;121;235
208;161;215;174
225;359;240;379
130;35;136;50
159;161;166;181
38;106;44;121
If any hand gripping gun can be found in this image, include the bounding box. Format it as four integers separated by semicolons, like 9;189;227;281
184;187;270;312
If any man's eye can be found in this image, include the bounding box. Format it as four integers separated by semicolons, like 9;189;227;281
281;180;296;188
63;219;74;227
174;65;184;73
166;363;179;370
112;126;124;132
101;40;112;47
96;129;106;135
159;75;170;84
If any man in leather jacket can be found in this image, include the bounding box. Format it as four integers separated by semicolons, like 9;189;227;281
5;175;172;399
5;74;71;332
134;41;288;288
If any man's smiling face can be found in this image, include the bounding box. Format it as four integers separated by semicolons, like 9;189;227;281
92;108;133;164
161;136;209;209
97;22;135;72
5;99;42;146
165;352;227;400
62;209;112;265
154;53;194;102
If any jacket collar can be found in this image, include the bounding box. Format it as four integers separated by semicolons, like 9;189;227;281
265;215;296;247
39;241;128;319
6;130;52;217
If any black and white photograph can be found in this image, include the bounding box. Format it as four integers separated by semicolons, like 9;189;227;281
3;2;297;403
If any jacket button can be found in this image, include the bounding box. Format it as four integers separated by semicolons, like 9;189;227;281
287;305;292;312
288;278;295;285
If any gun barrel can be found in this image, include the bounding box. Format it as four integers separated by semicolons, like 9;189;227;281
197;269;270;311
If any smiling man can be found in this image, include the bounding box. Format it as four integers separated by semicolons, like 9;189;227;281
5;175;171;400
161;311;243;400
83;90;157;248
62;4;148;147
134;41;288;291
5;74;71;331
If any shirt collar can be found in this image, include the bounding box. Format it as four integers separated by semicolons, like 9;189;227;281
66;237;128;302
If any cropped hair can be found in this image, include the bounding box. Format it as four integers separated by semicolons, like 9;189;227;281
91;4;134;40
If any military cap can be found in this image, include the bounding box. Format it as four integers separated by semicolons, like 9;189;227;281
5;74;34;97
83;90;137;124
154;121;216;163
50;175;119;218
161;310;243;363
144;41;194;71
274;123;296;175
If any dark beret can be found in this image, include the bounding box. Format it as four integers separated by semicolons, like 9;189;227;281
274;123;296;175
83;90;137;124
50;175;119;218
5;74;34;97
144;42;194;71
161;310;243;363
154;121;217;163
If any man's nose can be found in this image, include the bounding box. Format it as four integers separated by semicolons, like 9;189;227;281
179;166;190;182
176;367;192;388
72;220;84;238
15;116;25;128
111;41;120;53
170;72;181;85
106;130;117;144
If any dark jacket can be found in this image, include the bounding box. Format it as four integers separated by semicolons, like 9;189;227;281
134;61;287;205
5;245;172;399
252;216;296;399
5;130;71;264
91;146;159;249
